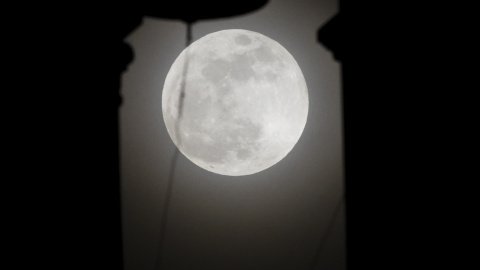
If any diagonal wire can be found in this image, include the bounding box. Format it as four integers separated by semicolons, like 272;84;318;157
309;194;345;270
155;21;193;270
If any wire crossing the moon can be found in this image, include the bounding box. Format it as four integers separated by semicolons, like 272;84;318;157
156;22;192;270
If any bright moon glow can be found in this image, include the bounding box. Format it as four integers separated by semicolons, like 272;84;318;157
162;29;308;176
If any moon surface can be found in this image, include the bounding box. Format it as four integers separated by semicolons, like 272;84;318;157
162;29;308;176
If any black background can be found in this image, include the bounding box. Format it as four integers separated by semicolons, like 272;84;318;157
8;0;472;269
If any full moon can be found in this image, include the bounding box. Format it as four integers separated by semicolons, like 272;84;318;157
162;29;308;176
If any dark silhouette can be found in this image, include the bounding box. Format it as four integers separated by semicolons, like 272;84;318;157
17;1;268;269
317;1;459;268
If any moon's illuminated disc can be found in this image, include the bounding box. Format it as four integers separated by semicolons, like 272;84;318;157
162;29;308;176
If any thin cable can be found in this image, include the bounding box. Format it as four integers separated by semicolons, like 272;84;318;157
155;22;193;270
309;195;345;270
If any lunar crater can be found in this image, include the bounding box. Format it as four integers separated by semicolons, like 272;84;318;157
235;34;252;46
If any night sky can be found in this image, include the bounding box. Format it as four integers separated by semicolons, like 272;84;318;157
119;0;345;269
14;0;467;269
